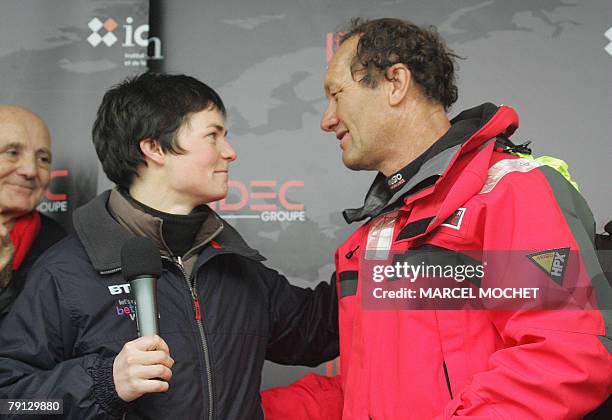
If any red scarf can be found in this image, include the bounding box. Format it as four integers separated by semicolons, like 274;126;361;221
9;211;41;270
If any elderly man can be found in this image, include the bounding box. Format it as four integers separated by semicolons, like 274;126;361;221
0;105;65;316
263;18;611;419
0;73;338;419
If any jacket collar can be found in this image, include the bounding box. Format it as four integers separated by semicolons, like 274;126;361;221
343;103;517;223
73;190;264;274
108;190;226;262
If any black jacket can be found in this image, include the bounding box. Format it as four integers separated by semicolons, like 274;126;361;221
0;213;65;316
0;191;338;419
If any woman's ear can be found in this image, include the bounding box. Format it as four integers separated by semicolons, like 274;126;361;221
139;138;165;165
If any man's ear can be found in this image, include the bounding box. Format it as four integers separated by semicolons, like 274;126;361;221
386;63;412;106
139;138;165;165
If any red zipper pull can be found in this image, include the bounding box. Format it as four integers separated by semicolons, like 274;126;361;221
194;298;201;320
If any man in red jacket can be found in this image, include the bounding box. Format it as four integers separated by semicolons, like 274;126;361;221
263;18;611;419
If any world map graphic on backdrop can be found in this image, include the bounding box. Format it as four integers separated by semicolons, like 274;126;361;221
171;0;608;288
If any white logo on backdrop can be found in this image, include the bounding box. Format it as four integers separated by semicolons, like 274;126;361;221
86;17;163;61
87;18;118;47
605;27;612;56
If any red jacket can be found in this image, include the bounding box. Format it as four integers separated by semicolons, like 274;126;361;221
263;104;611;419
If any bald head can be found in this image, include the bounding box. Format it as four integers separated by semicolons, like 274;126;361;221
0;105;52;220
0;105;50;143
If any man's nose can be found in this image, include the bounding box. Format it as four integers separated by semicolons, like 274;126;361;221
320;101;338;132
16;154;37;178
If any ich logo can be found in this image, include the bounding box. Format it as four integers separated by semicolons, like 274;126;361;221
87;16;163;64
87;17;118;47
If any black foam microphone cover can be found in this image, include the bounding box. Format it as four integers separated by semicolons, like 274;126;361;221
121;236;163;280
121;236;163;336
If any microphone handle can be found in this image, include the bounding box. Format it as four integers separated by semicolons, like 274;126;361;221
129;276;159;337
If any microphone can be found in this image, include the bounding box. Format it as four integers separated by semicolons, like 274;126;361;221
121;236;163;337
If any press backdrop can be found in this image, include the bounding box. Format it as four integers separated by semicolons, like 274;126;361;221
1;0;610;388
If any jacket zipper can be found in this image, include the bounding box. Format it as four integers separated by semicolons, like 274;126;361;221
443;360;453;399
345;246;359;259
173;256;214;420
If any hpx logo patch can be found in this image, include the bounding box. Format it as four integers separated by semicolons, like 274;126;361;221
527;248;570;286
441;208;466;230
387;173;406;190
